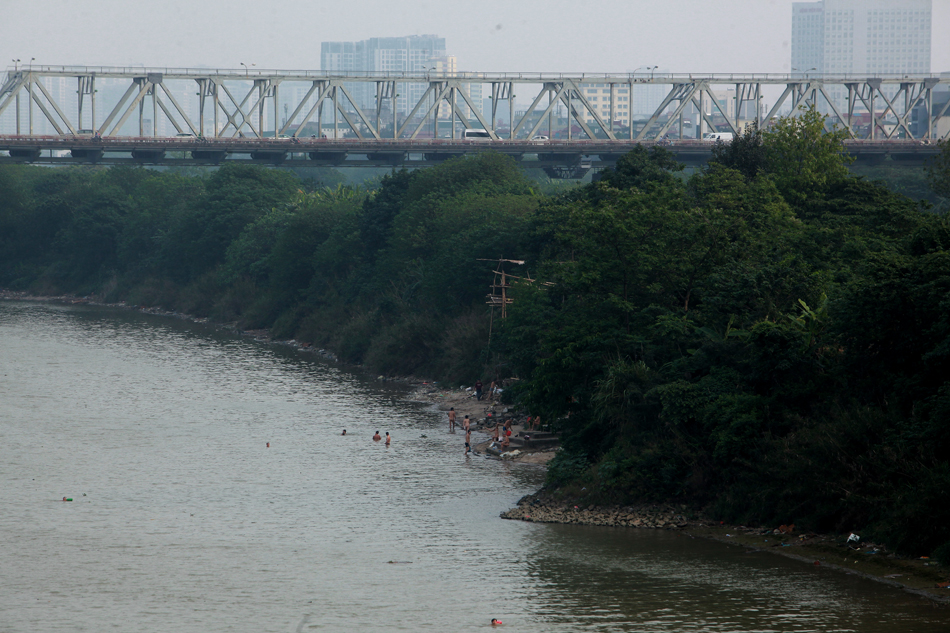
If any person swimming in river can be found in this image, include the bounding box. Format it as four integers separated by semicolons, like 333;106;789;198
373;431;381;441
385;432;391;445
341;429;347;436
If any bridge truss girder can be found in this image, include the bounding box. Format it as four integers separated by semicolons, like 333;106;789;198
1;67;949;142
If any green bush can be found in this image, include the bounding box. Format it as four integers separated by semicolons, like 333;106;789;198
933;541;950;566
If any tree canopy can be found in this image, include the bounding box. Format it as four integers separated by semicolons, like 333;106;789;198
1;112;948;558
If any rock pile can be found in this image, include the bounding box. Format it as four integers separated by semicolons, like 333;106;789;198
500;493;689;529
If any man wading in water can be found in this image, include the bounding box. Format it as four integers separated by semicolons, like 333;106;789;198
448;407;456;432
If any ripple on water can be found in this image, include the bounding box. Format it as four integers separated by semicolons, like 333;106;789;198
1;301;948;633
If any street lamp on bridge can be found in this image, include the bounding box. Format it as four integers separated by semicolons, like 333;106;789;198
240;62;255;77
632;65;658;81
12;59;20;71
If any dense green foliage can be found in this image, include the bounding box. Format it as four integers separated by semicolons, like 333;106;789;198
927;138;950;210
498;111;950;558
0;154;539;381
1;111;948;557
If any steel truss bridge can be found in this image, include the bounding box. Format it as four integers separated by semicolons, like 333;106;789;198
1;66;948;175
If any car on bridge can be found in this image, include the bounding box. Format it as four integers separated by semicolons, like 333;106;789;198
462;128;492;140
702;132;734;142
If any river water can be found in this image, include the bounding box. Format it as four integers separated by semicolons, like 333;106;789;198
1;300;948;633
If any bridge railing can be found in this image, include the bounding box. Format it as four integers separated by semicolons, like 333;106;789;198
2;66;948;144
4;65;948;83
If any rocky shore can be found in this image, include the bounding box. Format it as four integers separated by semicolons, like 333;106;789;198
6;290;948;603
500;491;950;603
407;383;559;465
500;491;689;528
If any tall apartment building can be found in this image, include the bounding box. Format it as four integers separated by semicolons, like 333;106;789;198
321;35;446;115
426;56;484;123
792;0;932;112
580;84;631;128
578;70;673;130
4;76;81;135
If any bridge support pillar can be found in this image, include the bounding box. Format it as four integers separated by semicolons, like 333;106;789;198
250;151;286;164
70;148;103;162
131;149;165;162
9;148;40;161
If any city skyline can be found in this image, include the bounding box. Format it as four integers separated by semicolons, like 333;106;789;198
2;0;947;75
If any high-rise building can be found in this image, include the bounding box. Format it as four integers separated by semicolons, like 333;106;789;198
20;76;79;135
577;71;672;131
321;35;446;114
425;56;484;123
792;0;932;76
580;83;631;128
792;0;932;112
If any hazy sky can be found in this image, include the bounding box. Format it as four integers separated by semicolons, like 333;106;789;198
2;0;948;75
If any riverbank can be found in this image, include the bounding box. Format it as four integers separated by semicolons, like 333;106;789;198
406;383;558;465
0;290;342;362
411;376;950;603
4;290;947;605
501;490;950;604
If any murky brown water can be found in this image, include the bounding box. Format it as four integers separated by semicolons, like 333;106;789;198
1;300;948;632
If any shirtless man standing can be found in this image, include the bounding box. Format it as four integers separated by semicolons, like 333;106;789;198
385;432;391;446
465;428;472;455
463;415;471;433
373;431;381;441
448;407;457;432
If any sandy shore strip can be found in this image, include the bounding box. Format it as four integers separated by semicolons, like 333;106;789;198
407;384;557;465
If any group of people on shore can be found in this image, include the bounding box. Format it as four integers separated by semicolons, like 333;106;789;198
489;418;514;452
473;379;500;402
447;406;518;456
447;407;476;455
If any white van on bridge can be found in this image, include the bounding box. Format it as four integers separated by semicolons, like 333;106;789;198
702;132;734;142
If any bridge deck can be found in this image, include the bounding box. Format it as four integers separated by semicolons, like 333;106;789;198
0;136;940;171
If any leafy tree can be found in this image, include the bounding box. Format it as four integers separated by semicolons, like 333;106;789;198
709;122;767;180
597;145;684;191
359;169;413;260
927;138;950;200
3;141;950;556
762;105;853;205
158;164;299;281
